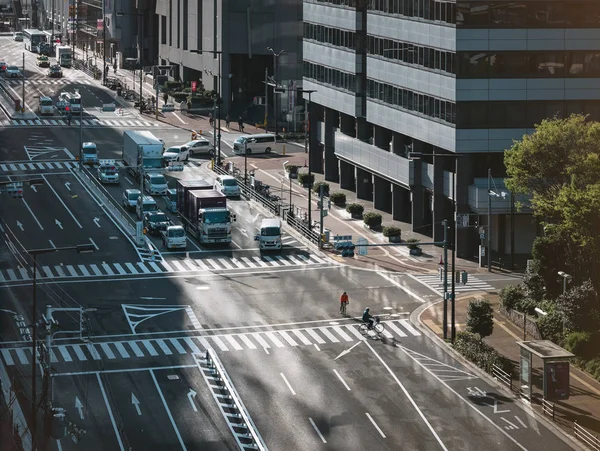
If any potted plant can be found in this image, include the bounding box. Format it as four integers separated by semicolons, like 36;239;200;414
312;181;330;196
383;225;402;243
298;172;314;188
329;191;346;207
345;203;364;219
406;238;422;256
363;212;383;230
285;164;299;179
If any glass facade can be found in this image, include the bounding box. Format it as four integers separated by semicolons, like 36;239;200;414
304;22;356;50
304;61;357;93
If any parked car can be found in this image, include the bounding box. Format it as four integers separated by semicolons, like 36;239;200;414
13;32;23;42
0;61;7;72
48;65;62;78
183;138;214;156
5;66;21;78
122;189;141;210
162;145;189;162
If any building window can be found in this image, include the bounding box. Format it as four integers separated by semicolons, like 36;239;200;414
367;35;456;76
304;0;357;8
304;22;356;51
182;0;188;50
177;0;181;49
368;0;456;26
366;78;456;125
304;61;356;93
161;15;166;45
169;0;172;46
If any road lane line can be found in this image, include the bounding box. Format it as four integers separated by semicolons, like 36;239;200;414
305;328;327;344
308;418;326;443
365;413;386;438
96;373;126;451
22;198;44;230
41;174;83;228
150;369;187;450
280;373;296;395
333;369;351;391
365;340;448;450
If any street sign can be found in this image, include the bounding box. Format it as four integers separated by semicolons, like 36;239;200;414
457;213;469;228
136;221;144;245
357;237;368;255
167;162;184;172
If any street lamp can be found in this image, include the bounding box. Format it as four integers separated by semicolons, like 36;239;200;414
191;50;223;166
299;89;317;227
283;160;292;210
27;243;94;449
267;47;285;133
558;271;572;295
116;11;144;114
409;151;460;342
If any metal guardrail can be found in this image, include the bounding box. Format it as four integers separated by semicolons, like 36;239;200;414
283;210;320;244
574;421;600;450
197;350;268;451
541;398;555;421
491;364;512;391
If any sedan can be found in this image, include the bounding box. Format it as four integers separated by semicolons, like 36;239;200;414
48;65;62;78
162;145;189;162
183;138;214;156
0;61;6;72
5;66;21;78
143;211;171;236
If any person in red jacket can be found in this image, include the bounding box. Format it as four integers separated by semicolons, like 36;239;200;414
340;292;349;315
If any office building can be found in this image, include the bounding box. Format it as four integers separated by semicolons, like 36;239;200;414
303;0;600;261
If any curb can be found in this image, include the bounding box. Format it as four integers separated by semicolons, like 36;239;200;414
410;299;586;451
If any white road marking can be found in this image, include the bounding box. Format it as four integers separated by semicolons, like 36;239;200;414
333;369;351;391
41;174;83;228
305;328;326;344
97;372;126;451
308;417;326;444
21;198;44;230
365;412;386;438
150;370;187;450
223;335;243;351
280;372;296;396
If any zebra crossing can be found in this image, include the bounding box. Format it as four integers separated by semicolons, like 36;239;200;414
0;253;331;283
0;118;160;128
0;159;207;175
3;78;96;87
0;319;421;366
411;273;494;294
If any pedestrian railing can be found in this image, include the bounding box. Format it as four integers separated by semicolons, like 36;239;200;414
491;364;513;391
541;398;555;421
196;350;268;451
574;421;600;450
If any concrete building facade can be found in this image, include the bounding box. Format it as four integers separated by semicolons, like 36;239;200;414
303;0;600;263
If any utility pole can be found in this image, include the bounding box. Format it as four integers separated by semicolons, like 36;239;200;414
102;13;106;84
138;14;143;114
22;52;25;112
244;140;248;185
442;218;448;340
487;168;492;272
319;185;327;249
78;98;83;171
264;67;268;129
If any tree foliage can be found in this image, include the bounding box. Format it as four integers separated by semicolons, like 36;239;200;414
556;280;600;333
504;114;600;291
466;299;494;338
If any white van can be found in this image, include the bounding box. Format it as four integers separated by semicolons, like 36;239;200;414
38;96;53;115
254;218;282;251
59;91;81;113
233;134;281;155
81;142;98;165
136;195;158;220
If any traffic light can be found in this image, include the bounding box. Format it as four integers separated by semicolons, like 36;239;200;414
49;407;67;439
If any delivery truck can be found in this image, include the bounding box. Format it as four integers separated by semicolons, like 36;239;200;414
122;130;164;180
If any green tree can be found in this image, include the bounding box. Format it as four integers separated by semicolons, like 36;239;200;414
557;280;600;333
466;299;494;339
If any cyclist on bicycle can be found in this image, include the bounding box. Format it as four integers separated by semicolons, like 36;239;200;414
362;307;374;330
340;292;349;314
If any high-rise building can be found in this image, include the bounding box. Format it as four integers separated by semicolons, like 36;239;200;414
303;0;600;261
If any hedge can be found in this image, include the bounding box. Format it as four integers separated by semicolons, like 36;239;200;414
382;225;402;237
298;173;314;185
405;238;420;249
312;181;330;195
453;331;515;375
346;203;364;217
363;212;382;228
329;191;346;206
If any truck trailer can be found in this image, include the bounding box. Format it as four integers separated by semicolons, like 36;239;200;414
122;130;164;180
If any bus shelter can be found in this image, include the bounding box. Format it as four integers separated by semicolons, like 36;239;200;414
517;340;574;402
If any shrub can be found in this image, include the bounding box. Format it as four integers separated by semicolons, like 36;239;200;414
453;331;514;375
281;132;305;141
329;191;346;206
499;285;525;311
298;173;314;186
171;92;188;103
585;358;600;381
523;264;545;303
164;80;181;91
405;238;420;250
537;309;565;343
345;203;364;217
382;225;402;237
312;181;330;195
557;279;600;333
363;212;382;228
285;164;299;174
466;299;494;339
182;87;192;93
518;298;539;316
564;331;600;360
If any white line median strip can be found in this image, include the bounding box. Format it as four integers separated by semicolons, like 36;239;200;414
280;372;296;395
365;413;386;438
365;340;448;450
333;369;351;391
309;417;327;444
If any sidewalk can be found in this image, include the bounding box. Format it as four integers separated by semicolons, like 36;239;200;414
420;294;600;444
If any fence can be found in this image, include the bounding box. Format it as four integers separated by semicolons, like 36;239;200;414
574;421;600;450
491;364;513;391
499;306;542;340
541;398;555;421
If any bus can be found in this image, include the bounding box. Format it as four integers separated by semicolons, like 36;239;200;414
23;29;47;53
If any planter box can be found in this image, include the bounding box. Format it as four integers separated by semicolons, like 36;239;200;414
286;171;298;180
388;235;401;243
350;213;363;220
409;248;422;256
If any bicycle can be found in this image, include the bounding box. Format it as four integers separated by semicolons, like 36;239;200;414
340;301;348;316
359;316;385;335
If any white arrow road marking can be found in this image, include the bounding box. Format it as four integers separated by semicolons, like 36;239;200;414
239;228;248;237
93;217;101;228
31;185;37;192
55;219;63;229
0;223;4;233
187;389;198;412
334;341;362;361
75;396;84;420
131;393;141;415
16;221;24;231
500;417;519;430
64;182;71;191
482;399;510;414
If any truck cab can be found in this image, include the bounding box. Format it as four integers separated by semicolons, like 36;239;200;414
136;195;158;220
81;142;98;165
255;218;282;251
162;225;186;249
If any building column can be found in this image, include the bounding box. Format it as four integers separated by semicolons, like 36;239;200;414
308;102;320;173
456;156;474;259
324;108;338;183
356;168;373;201
411;158;425;234
373;176;392;213
392;184;411;222
339;160;355;191
432;152;447;244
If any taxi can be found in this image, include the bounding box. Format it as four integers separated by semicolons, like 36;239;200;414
36;55;50;68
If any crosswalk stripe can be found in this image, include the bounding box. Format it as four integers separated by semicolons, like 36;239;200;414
42;266;53;278
136;262;151;274
400;319;421;336
252;256;269;267
319;327;340;343
291;329;312;346
275;256;293;266
250;332;271;349
386;321;408;338
224;335;243;351
100;343;116;359
182;259;197;270
332;326;353;342
265;331;285;348
171;260;186;271
278;330;299;346
160;260;174;272
53;265;66;277
156;339;173;355
196;336;213;351
210;336;230;352
57;346;73;362
236;334;257;350
305;328;327;344
169;338;187;354
128;341;145;357
183;337;202;354
344;325;366;341
142;340;159;356
113;263;127;275
193;259;209;270
148;261;162;272
18;267;28;279
1;349;14;365
66;265;78;277
90;264;103;276
381;329;394;339
204;259;218;269
230;258;246;269
49;349;59;363
114;342;131;358
6;269;17;281
262;255;277;266
86;344;102;360
102;263;115;275
286;255;304;265
71;345;87;361
125;263;139;274
16;349;28;364
218;258;234;269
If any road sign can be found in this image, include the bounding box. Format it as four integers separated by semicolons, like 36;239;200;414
357;237;368;255
457;213;469;228
167;162;184;172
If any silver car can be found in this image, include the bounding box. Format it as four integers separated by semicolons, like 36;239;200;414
122;189;141;210
5;66;21;78
183;138;214;156
144;173;168;195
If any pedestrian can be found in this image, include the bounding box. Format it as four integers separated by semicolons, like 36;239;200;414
113;62;117;74
208;112;213;127
238;116;244;132
66;111;71;125
225;114;230;128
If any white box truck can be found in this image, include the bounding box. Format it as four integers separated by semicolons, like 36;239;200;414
55;46;72;67
122;130;164;180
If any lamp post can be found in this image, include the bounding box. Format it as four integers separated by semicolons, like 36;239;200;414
267;47;285;133
283;160;292;211
298;89;316;227
409;151;461;342
190;50;223;166
116;11;144;114
558;271;572;295
28;243;95;449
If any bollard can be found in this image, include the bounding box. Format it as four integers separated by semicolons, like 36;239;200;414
461;270;468;285
282;144;286;156
439;267;443;281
